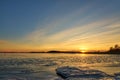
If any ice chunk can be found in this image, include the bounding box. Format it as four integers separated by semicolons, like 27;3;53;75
114;72;120;80
56;66;111;79
65;77;115;80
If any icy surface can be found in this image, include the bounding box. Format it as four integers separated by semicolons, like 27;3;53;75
56;66;114;79
65;77;116;80
114;72;120;80
0;53;120;80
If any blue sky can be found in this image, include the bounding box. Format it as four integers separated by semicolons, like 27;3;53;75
0;0;120;51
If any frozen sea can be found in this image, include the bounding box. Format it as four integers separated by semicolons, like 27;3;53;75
0;53;120;80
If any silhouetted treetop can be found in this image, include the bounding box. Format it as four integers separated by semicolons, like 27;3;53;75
109;44;120;54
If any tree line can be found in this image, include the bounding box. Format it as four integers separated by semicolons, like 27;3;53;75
108;44;120;54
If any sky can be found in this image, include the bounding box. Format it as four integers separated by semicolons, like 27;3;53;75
0;0;120;52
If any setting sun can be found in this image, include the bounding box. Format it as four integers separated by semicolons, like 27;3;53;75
79;46;88;52
81;50;86;53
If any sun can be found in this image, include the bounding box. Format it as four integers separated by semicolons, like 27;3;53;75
81;50;86;53
79;46;88;53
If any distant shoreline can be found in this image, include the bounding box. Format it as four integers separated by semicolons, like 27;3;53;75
1;45;120;54
0;51;120;54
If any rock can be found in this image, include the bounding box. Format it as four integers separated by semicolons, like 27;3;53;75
56;66;112;79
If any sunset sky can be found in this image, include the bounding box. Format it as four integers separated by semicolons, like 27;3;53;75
0;0;120;52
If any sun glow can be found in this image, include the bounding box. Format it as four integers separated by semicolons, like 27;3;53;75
81;50;86;53
79;46;88;53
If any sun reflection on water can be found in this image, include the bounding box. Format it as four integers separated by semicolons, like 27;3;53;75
81;53;86;56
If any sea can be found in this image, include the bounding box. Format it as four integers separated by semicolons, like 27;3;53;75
0;53;120;80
